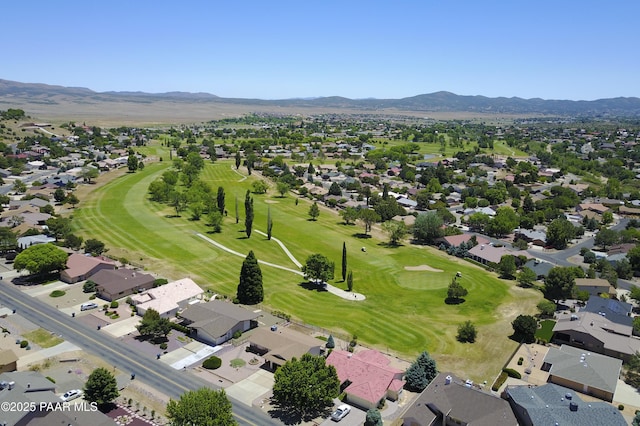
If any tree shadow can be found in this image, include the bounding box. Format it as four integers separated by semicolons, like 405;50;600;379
444;297;465;305
352;233;371;239
11;273;59;286
164;214;181;218
298;281;328;292
378;242;404;248
268;402;332;425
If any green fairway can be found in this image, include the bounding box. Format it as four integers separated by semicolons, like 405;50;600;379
72;159;541;381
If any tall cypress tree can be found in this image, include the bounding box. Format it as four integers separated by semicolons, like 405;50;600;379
267;206;273;240
244;190;254;238
216;186;225;215
235;151;241;170
235;195;239;224
237;250;263;304
341;242;347;282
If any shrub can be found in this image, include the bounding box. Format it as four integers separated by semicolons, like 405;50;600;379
502;368;522;379
232;330;242;339
202;356;222;370
83;280;97;293
110;301;119;309
492;371;508;391
232;297;240;304
170;323;189;334
153;278;168;287
517;357;524;366
89;294;96;300
618;404;624;410
49;290;66;298
46;376;56;383
159;342;168;350
20;340;28;348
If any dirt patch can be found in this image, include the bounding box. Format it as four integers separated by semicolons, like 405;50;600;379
264;199;280;204
404;265;443;272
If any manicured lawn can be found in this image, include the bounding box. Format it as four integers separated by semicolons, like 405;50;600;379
535;320;556;343
72;158;541;381
23;328;64;348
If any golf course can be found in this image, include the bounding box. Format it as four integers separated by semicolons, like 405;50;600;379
72;158;541;382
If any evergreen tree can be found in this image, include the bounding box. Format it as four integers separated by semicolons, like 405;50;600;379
341;242;347;282
84;367;119;407
364;409;383;426
244;190;254;238
267;206;273;240
235;151;241;169
405;351;437;392
326;334;335;349
237;251;263;304
235;195;239;224
216;186;225;214
347;270;353;292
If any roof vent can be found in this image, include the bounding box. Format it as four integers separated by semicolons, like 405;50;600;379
445;375;452;385
565;393;572;400
569;402;578;411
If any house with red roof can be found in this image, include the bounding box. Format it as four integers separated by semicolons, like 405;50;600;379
326;349;404;410
60;253;116;283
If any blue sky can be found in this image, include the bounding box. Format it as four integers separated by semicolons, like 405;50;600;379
3;1;638;100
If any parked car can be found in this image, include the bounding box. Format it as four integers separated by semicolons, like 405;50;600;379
331;404;351;422
80;302;98;311
60;389;83;402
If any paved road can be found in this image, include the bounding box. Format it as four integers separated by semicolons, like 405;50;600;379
526;218;638;290
0;279;281;426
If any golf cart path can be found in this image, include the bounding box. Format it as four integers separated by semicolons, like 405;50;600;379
195;233;365;301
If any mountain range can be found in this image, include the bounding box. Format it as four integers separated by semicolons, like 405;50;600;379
1;78;639;118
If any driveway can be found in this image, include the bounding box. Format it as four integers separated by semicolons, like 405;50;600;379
225;369;274;406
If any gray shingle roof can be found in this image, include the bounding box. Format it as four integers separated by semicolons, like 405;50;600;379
544;345;621;394
506;383;626;426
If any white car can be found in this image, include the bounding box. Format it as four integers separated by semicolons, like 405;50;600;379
331;404;351;422
60;389;83;402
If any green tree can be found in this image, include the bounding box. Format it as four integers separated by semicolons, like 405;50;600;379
340;207;359;225
517;266;537;287
382;220;408;246
328;182;342;196
216;186;226;214
364;409;383;426
308;202;320;221
272;353;340;418
84;367;119;407
546;218;577;250
14;244;67;276
446;278;468;302
127;154;139;172
136;308;172;341
512;314;537;343
413;211;444;244
84;238;106;256
267;206;273;240
208;210;223;232
347;270;353;291
244;190;254;238
544;267;576;302
235;151;241;170
341;242;347;281
404;351;437;392
0;228;17;252
498;255;517;279
595;228;619;250
358;208;380;235
633;411;640;426
235;195;239;224
537;299;556;318
485;207;519;237
276;181;290;197
166;388;237;426
237;251;263;304
53;188;66;203
45;217;72;239
303;253;334;285
326;335;335;349
457;320;477;343
66;193;79;208
12;179;27;194
252;180;268;194
80;166;99;183
83;280;97;293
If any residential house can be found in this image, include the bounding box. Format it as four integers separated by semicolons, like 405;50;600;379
16;235;56;250
523;259;554;280
467;244;533;265
179;300;260;345
577;203;610;215
248;326;323;371
392;215;416;227
0;371;116;426
514;228;547;246
131;278;203;318
402;372;517;426
504;383;626;426
437;233;489;249
90;268;155;301
582;296;632;327
60;253;116;284
326;349;404;410
575;278;616;298
0;350;18;373
552;311;640;362
541;345;621;402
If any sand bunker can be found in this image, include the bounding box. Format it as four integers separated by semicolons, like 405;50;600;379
404;265;443;272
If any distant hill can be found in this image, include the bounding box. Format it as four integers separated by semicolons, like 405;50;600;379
1;78;639;118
